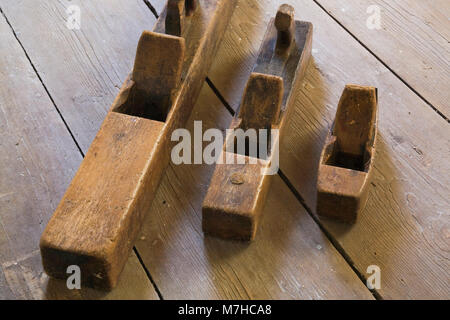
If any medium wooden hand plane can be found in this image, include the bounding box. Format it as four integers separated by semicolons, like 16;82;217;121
40;0;237;290
202;4;313;241
317;84;378;223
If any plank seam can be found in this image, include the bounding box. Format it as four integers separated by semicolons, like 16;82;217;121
277;169;381;300
133;247;164;300
137;0;184;298
0;5;163;297
142;0;378;299
203;70;379;300
206;77;236;116
0;6;85;157
143;0;159;18
312;0;449;123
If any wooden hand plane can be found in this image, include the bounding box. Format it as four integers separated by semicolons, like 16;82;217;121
317;84;378;223
202;4;313;241
40;0;237;290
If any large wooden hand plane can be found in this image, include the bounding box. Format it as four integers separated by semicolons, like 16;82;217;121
40;0;237;290
202;4;313;241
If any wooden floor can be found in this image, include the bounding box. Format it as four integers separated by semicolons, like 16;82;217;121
0;0;448;299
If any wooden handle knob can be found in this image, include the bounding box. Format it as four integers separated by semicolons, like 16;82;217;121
275;4;295;51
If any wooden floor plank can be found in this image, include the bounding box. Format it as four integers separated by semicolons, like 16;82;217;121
315;0;450;118
189;0;450;299
134;85;374;299
1;0;373;299
1;0;157;151
0;14;158;299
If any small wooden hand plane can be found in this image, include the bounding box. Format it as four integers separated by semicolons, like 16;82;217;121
202;4;313;241
317;84;378;223
40;0;237;290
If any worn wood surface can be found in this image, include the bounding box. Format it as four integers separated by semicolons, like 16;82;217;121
202;73;283;240
317;85;378;223
2;0;369;300
0;13;158;300
40;0;236;290
1;0;448;299
126;31;185;119
0;0;157;151
203;7;313;240
134;85;374;299
205;0;450;299
316;0;450;119
40;108;167;290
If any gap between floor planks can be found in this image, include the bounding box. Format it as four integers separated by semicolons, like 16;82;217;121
311;0;449;123
2;0;426;298
201;0;449;299
1;0;432;299
147;0;449;299
0;2;161;299
144;0;377;298
0;0;376;297
1;0;370;299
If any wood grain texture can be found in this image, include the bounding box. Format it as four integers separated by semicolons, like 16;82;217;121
3;0;447;299
128;31;185;119
204;0;450;299
35;0;374;297
0;14;158;299
134;84;374;299
202;152;272;241
0;0;158;151
237;73;283;131
40;110;166;289
317;85;378;223
40;0;237;289
203;10;313;240
316;0;450;118
202;74;283;241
